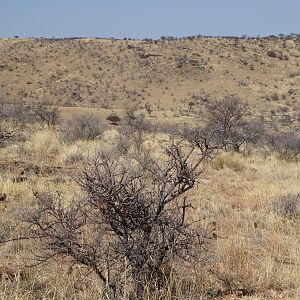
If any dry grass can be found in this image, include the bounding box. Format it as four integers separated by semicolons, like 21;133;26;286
0;125;299;299
192;151;300;299
0;36;299;299
29;130;61;160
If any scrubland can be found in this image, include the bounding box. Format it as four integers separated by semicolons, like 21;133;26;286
0;36;299;299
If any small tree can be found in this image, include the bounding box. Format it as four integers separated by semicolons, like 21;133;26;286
204;96;251;152
59;113;106;142
125;106;137;120
182;96;262;153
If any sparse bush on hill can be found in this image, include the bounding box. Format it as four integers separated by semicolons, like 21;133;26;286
33;103;60;127
125;106;137;120
265;131;300;161
106;114;121;125
144;102;153;116
59;113;106;143
117;114;155;154
267;50;277;58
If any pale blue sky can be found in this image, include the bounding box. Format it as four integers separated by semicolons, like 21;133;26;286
0;0;299;38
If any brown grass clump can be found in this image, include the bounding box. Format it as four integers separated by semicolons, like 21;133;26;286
1;127;299;299
212;152;246;171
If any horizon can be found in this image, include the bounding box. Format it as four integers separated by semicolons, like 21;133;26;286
2;34;299;41
1;0;300;39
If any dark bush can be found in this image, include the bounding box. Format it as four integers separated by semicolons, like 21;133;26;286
156;122;181;137
267;50;277;58
181;125;220;156
106;114;121;125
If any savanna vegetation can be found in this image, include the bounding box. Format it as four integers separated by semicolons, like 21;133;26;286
0;36;299;299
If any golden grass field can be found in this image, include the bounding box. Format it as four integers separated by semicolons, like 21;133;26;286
0;37;299;299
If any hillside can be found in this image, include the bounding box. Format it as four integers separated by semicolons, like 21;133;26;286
1;37;300;129
0;36;300;299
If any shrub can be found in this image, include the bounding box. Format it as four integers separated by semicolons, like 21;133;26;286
156;122;181;137
265;131;300;161
204;95;250;151
0;103;24;146
21;142;212;298
188;96;263;153
59;113;106;143
144;102;153;116
116;114;155;154
106;114;121;125
182;125;221;156
267;50;277;58
273;193;300;219
33;104;60;127
61;144;85;165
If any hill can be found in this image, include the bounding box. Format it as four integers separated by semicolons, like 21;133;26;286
0;37;299;129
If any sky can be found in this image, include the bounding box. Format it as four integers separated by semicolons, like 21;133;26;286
0;0;299;39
